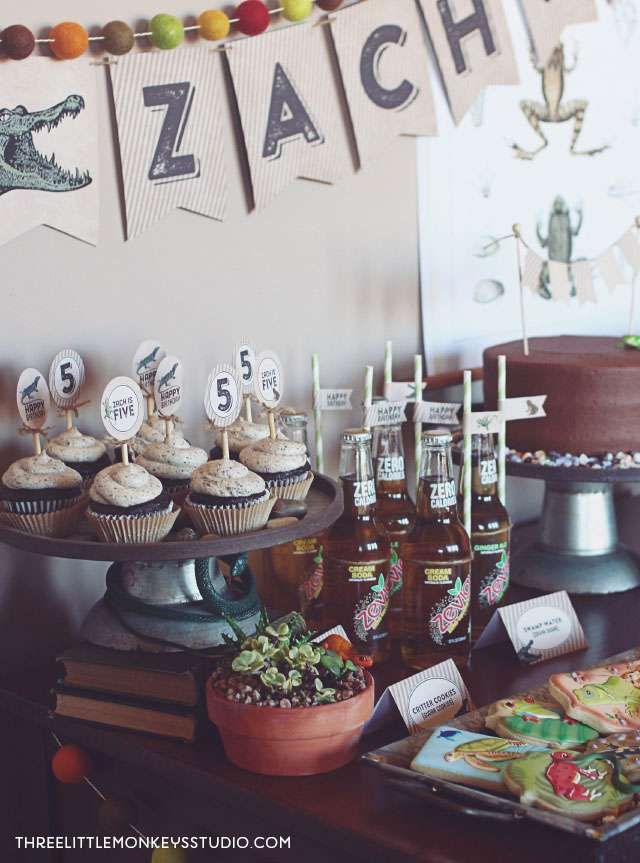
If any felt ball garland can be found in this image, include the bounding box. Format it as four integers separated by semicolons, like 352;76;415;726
50;22;89;60
1;24;35;60
236;1;271;36
198;9;231;41
317;0;344;9
51;743;92;784
102;21;136;56
282;0;313;22
150;14;185;49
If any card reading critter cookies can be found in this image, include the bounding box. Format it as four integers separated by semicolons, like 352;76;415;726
474;590;587;665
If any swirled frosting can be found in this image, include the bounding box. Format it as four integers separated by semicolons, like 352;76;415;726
89;463;163;508
239;438;308;475
191;459;267;499
133;415;185;453
46;427;107;464
215;418;273;454
136;438;208;480
2;452;82;490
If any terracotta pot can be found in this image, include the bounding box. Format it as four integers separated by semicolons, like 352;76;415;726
206;672;374;776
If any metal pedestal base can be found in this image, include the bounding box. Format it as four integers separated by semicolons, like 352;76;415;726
511;481;640;595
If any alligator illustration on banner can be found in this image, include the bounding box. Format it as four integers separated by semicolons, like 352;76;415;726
0;95;92;195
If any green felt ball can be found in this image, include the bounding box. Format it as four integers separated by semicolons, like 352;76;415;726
281;0;313;22
150;14;184;50
102;20;135;55
150;849;188;863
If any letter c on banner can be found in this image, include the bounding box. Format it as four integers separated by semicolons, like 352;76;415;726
360;25;417;111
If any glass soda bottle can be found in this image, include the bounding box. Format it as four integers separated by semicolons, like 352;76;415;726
268;410;325;627
324;428;391;663
372;412;415;638
400;429;472;670
462;433;511;642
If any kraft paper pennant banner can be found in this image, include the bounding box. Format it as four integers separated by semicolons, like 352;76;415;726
617;229;640;273
597;247;625;293
413;401;461;425
363;400;407;427
520;0;598;66
315;388;353;410
0;58;99;248
417;0;519;125
573;260;596;305
110;48;227;240
500;395;546;421
475;591;587;666
384;381;426;402
464;409;502;435
521;246;544;296
548;259;571;302
364;659;473;735
330;0;437;167
227;23;353;212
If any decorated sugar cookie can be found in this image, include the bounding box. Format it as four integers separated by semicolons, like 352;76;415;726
503;750;633;822
548;660;640;734
410;726;543;792
485;695;599;749
584;731;640;782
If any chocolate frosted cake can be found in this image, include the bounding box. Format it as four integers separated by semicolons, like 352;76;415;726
483;336;640;454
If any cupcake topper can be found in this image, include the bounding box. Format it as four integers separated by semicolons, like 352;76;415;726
16;368;50;455
100;376;145;466
153;355;184;440
49;349;86;431
205;363;242;461
253;350;283;440
233;340;256;422
131;339;166;418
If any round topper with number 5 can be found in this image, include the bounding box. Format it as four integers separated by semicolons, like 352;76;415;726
233;342;256;395
49;349;85;409
253;350;283;409
205;364;242;428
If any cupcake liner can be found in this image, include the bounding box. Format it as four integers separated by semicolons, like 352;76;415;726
184;493;275;537
86;505;180;544
267;471;314;501
0;497;87;538
1;493;84;516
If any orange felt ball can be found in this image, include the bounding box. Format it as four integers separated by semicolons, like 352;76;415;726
50;22;89;60
51;744;92;784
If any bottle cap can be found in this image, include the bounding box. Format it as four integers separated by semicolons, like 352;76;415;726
422;428;452;446
342;427;372;444
280;407;307;428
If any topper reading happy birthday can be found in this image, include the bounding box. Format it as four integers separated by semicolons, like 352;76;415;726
16;368;50;432
132;339;166;396
154;355;184;419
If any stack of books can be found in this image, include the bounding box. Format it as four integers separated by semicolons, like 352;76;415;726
54;644;216;742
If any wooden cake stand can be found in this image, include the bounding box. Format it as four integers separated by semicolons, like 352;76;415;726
0;475;342;651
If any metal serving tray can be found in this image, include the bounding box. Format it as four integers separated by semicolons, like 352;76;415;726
362;648;640;841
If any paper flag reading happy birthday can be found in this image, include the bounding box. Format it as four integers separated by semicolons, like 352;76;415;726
314;388;353;411
110;48;227;240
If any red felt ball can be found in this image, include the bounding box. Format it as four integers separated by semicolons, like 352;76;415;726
317;0;344;10
236;1;270;36
51;744;92;784
2;24;35;60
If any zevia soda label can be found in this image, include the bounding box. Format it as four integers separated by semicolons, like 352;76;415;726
424;566;471;647
354;572;390;640
389;542;403;597
474;540;509;609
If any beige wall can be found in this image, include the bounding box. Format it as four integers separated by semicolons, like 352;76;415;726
0;0;422;670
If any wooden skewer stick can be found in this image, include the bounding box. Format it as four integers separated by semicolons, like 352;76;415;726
244;395;253;423
164;417;173;441
268;409;277;441
121;442;130;465
222;429;230;461
65;409;74;431
33;431;42;456
146;395;155;420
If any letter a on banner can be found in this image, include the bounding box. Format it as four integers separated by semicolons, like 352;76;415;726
0;59;99;248
227;23;353;211
330;0;437;166
417;0;519;125
110;48;227;240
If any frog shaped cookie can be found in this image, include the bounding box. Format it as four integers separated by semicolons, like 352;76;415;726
485;695;599;749
548;660;640;734
584;731;640;783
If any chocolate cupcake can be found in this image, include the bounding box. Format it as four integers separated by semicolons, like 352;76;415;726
135;437;208;508
0;452;84;536
131;415;186;457
184;459;275;536
86;463;180;543
209;417;275;461
239;438;313;500
46;427;110;489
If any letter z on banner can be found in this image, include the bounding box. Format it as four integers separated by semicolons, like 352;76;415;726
330;0;437;166
226;22;353;211
417;0;519;125
110;48;227;240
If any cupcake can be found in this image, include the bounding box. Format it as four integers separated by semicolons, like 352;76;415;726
46;427;110;489
184;459;275;537
239;438;313;500
86;462;180;543
135;437;208;508
0;452;84;536
131;415;186;457
209;417;276;461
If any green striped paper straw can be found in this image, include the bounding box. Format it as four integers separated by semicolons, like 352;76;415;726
384;341;393;387
311;354;324;474
463;369;472;537
363;365;374;429
497;354;506;505
414;353;423;488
